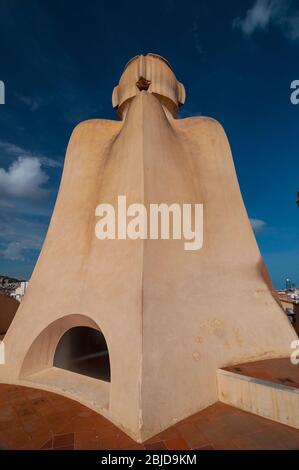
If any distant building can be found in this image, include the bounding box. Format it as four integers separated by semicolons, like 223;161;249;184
277;289;299;335
0;294;19;338
278;292;298;312
0;275;28;303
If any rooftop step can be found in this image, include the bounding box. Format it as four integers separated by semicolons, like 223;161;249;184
217;358;299;429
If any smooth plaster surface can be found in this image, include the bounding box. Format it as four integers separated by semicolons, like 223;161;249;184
218;368;299;429
0;54;297;442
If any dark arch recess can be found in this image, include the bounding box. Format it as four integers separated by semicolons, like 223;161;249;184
53;326;111;382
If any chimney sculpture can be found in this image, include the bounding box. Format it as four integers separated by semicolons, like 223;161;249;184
0;54;296;442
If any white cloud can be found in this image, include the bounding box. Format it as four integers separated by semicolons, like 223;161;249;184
0;141;62;168
1;242;24;261
233;0;277;35
233;0;299;40
0;157;49;199
0;217;46;262
250;218;267;232
0;142;60;217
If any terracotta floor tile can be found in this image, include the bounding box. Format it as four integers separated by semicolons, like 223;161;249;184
0;439;9;449
16;410;52;449
196;420;240;450
89;426;134;450
97;426;137;450
20;413;48;434
71;416;97;432
93;424;123;441
0;390;12;404
24;388;45;399
209;441;239;450
148;426;180;443
0;403;18;422
30;396;56;416
30;428;53;450
144;441;167;450
192;403;240;424
4;386;25;401
126;443;146;450
75;430;100;450
45;411;75;435
142;435;162;445
1;425;34;450
18;442;36;450
212;412;264;438
253;424;299;450
233;430;285;450
53;432;74;449
117;435;143;450
223;358;299;390
98;437;124;450
176;414;199;426
0;418;21;433
40;438;53;450
48;395;79;413
1;383;299;450
177;422;211;449
0;430;9;450
165;436;190;450
53;445;74;450
11;398;36;418
93;415;116;434
196;444;215;450
281;428;299;450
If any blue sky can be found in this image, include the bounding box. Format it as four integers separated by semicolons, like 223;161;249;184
0;0;298;288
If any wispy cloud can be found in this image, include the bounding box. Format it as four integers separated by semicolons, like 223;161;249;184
233;0;278;35
0;217;46;262
287;12;299;39
191;20;203;56
1;242;25;261
15;93;44;112
250;218;267;233
233;0;299;40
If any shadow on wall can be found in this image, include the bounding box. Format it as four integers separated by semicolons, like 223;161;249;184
258;257;282;308
53;326;111;382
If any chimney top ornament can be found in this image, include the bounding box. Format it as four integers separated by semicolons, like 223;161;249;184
112;53;186;118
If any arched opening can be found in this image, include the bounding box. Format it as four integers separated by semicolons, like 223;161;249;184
53;326;111;382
